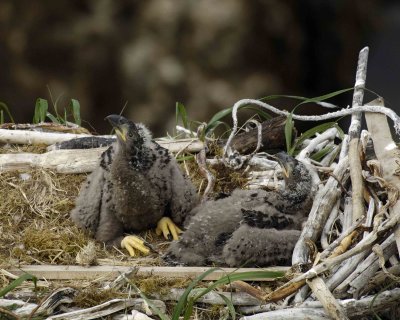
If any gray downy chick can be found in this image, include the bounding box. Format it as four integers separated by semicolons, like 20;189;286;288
70;114;198;255
164;152;315;267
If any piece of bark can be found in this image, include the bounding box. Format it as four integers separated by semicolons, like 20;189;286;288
224;116;289;154
365;97;400;256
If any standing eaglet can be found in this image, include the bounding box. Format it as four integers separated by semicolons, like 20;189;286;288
71;115;198;256
164;152;315;267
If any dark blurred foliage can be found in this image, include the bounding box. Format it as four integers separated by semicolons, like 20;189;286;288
0;0;397;135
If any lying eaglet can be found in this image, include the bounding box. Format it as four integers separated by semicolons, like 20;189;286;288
164;152;315;267
71;115;198;256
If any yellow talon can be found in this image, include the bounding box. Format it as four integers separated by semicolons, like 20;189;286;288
156;217;183;241
121;235;150;256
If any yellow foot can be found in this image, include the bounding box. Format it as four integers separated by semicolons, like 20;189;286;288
121;235;150;257
155;217;183;241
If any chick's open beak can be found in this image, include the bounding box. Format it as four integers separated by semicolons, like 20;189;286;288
105;114;128;142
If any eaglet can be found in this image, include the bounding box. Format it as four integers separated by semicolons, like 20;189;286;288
71;115;198;256
164;152;315;267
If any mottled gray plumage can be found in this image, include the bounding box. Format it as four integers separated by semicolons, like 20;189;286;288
164;153;315;267
71;115;198;250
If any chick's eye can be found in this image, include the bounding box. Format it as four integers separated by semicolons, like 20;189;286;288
128;132;134;137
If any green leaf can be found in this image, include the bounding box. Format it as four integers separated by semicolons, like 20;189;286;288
295;88;354;107
46;112;60;124
70;99;81;126
218;293;236;320
285;113;294;155
33;98;48;124
176;102;189;129
0;110;3;125
129;283;170;320
205;120;231;136
183;297;195;320
0;101;14;123
0;273;37;297
206;107;233;129
311;145;335;161
290;122;338;154
176;155;195;162
172;267;220;319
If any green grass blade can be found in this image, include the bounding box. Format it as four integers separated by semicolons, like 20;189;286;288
218;293;236;320
129;283;170;320
70;99;82;126
171;267;220;319
295;88;353;107
205;120;231;136
0;102;15;123
0;110;3;125
285;113;294;155
33;98;48;123
242;106;272;120
182;297;195;320
334;123;345;140
311;145;335;161
0;273;37;297
176;102;189;129
46;112;60;124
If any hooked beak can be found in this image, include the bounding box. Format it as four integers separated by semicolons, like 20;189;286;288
105;114;128;142
271;152;293;178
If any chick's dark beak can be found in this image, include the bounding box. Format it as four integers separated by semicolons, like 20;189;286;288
105;114;129;142
271;152;295;178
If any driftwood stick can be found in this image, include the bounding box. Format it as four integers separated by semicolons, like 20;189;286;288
242;288;400;317
240;307;332;320
341;235;397;297
360;264;400;295
292;156;349;265
9;265;287;281
319;216;365;260
297;127;338;161
306;276;349;320
365;97;400;256
348;47;369;223
321;199;340;250
0;139;205;173
154;288;262;306
46;298;165;320
0;128;94;145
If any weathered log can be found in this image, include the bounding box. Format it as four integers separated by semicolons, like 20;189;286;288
224;116;289;154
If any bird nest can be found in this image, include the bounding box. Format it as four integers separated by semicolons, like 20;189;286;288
1;50;400;319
